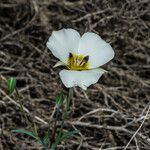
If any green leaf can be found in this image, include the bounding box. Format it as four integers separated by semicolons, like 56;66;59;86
7;77;16;94
60;130;79;141
55;92;64;106
52;130;79;150
11;129;38;140
42;131;51;146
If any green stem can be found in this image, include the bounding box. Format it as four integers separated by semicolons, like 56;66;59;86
52;88;73;150
49;107;59;148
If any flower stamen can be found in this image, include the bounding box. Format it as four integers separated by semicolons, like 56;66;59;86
67;53;89;70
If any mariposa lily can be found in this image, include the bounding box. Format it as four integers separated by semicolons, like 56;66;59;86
47;28;114;90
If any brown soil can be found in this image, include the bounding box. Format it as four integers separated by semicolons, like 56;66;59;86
0;0;150;150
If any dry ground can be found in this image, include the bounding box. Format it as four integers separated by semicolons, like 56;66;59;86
0;0;150;150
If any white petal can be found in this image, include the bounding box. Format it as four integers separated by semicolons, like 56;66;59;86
78;32;114;68
46;28;80;63
59;69;105;90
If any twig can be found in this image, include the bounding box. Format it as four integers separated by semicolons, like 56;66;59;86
68;121;150;143
0;0;38;42
78;108;120;121
0;67;15;71
0;88;48;125
123;105;150;150
72;9;111;23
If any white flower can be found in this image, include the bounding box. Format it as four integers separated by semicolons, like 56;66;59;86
47;28;114;90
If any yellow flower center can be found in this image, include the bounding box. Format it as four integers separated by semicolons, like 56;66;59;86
67;53;89;70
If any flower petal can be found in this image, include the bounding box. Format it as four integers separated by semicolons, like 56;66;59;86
78;32;114;68
59;69;105;90
46;28;80;63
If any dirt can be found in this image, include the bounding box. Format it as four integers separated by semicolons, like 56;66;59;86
0;0;150;150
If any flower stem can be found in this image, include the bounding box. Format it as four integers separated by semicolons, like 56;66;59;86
61;88;73;131
49;107;59;148
52;88;73;150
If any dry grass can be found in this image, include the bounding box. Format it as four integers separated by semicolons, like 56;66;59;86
0;0;150;149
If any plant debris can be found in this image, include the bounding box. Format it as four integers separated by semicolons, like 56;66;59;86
0;0;150;149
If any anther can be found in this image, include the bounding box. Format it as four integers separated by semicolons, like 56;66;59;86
83;56;89;62
69;53;73;58
79;55;89;66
